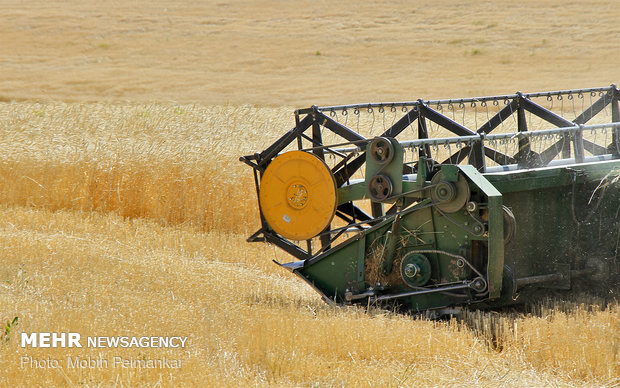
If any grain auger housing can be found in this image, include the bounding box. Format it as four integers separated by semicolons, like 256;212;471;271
240;86;620;314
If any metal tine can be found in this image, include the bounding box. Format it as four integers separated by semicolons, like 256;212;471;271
297;86;614;115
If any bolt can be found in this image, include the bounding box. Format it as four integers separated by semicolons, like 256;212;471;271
404;263;419;278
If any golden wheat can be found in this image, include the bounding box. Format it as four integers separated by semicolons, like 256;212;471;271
1;0;620;385
1;0;619;105
0;101;618;387
0;103;297;233
0;206;617;386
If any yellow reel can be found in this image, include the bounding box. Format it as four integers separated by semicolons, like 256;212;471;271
259;151;337;241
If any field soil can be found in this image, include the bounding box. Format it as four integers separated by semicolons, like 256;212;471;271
0;1;618;386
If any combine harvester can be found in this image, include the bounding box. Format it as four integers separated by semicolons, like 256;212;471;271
240;86;620;314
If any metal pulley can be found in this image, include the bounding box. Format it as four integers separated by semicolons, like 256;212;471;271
400;252;432;287
369;137;395;164
479;205;517;245
368;174;393;201
430;170;470;213
259;151;337;240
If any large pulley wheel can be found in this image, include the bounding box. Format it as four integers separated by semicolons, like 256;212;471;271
369;174;393;201
400;252;432;287
430;171;470;213
369;137;394;164
259;151;337;241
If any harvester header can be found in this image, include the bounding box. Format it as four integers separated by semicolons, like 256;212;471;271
240;86;620;314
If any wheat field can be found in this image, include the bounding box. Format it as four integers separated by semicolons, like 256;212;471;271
1;0;619;387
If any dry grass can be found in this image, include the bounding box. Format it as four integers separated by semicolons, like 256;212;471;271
1;0;619;106
0;0;619;386
0;103;295;234
0;102;618;387
0;206;617;386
